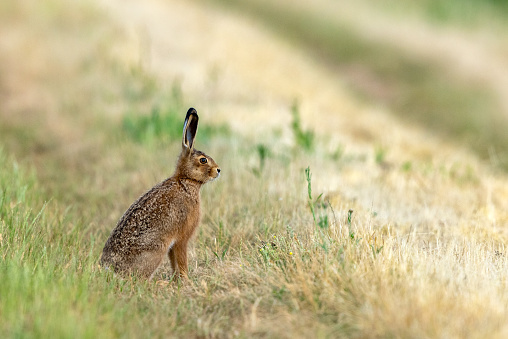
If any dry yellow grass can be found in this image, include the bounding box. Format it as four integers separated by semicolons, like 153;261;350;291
2;0;508;337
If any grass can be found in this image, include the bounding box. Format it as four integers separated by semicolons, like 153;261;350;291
0;152;102;337
3;142;507;337
123;103;231;147
2;0;508;338
373;0;508;27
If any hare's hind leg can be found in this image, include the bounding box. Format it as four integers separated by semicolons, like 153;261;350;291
168;240;189;279
132;250;165;279
168;248;177;278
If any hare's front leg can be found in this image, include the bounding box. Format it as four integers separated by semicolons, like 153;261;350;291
168;240;189;279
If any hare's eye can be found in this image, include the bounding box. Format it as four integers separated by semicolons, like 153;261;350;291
200;157;207;164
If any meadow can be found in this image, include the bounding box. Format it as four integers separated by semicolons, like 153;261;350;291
1;0;508;338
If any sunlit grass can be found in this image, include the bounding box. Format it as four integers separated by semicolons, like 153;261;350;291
2;140;508;337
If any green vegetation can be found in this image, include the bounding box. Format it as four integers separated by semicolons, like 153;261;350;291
0;142;379;338
0;151;104;338
123;84;230;146
375;0;508;26
123;105;230;146
250;144;270;177
374;146;388;166
290;102;314;152
123;106;183;144
305;167;330;230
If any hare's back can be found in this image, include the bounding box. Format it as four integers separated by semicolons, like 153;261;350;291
105;181;183;252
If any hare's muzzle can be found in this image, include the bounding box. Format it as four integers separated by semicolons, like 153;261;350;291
210;167;220;180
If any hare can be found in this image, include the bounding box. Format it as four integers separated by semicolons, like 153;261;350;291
100;108;220;280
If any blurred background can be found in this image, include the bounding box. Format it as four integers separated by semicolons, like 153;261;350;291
198;0;508;167
1;0;508;170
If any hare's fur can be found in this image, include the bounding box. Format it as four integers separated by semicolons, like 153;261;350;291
100;108;220;279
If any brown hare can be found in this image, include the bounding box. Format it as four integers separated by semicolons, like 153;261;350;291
100;108;220;280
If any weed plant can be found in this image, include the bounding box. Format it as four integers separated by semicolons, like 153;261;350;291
290;102;314;152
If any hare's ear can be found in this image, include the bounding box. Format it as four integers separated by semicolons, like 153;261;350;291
182;108;199;154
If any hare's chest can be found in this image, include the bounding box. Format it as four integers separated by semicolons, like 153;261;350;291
183;196;201;226
165;193;200;224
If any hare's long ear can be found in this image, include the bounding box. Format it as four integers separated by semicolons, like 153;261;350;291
182;108;199;154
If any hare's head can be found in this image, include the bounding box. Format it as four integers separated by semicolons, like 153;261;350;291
174;108;221;184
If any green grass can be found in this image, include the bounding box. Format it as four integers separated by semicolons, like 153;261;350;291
0;152;158;338
290;102;314;152
123;103;231;147
0;148;368;338
374;0;508;27
120;79;230;147
0;151;99;337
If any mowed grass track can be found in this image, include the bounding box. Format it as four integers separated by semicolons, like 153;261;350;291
200;0;508;168
2;0;508;338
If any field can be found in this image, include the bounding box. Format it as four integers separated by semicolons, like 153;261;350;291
2;0;508;337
